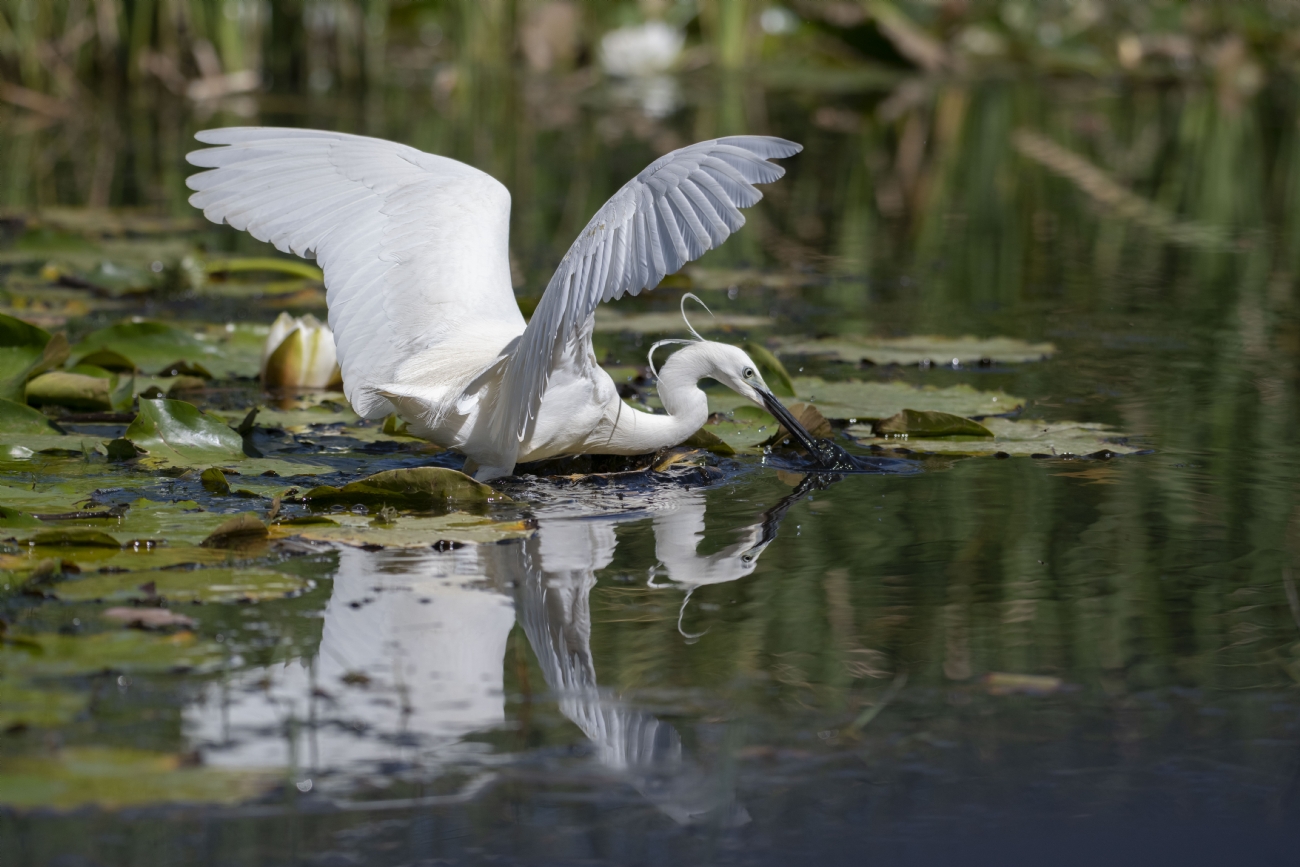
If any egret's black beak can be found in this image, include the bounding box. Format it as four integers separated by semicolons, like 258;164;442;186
757;388;829;466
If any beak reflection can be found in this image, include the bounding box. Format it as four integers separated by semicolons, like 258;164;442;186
757;388;830;467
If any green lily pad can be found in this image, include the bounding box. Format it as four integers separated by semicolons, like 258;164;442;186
0;313;66;402
124;398;246;467
70;322;219;376
25;368;123;412
302;467;508;511
848;417;1145;456
873;409;993;438
200;467;231;494
0;630;223;677
788;378;1021;421
200;514;269;547
275;513;533;548
54;566;308;603
0;506;44;528
0;680;88;729
0;747;270;810
0;399;62;434
29;529;122;548
775;334;1057;366
682;427;737;456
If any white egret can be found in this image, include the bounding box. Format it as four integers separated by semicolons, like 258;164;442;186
185;128;824;479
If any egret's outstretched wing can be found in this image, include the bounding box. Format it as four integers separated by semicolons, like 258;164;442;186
491;136;801;460
185;128;524;418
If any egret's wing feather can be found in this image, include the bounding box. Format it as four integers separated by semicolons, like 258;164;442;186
492;136;800;458
185;128;524;418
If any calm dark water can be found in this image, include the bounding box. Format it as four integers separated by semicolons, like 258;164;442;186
4;71;1300;865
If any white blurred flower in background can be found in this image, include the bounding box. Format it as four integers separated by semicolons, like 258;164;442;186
599;22;684;119
261;312;343;389
599;21;684;77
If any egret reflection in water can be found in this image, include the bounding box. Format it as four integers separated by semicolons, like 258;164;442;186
184;478;818;821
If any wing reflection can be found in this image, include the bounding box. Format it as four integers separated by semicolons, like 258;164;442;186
184;478;817;821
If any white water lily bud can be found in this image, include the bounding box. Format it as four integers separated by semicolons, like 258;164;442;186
599;22;683;77
260;313;343;389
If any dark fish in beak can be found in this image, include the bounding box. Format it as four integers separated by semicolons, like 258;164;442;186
757;388;833;468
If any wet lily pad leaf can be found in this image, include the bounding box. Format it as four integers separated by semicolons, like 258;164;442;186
0;747;270;810
682;427;737;456
743;342;795;397
125;398;245;467
0;398;62;434
0;313;60;402
102;607;196;629
102;437;141;461
303;468;508;511
29;529;122;548
0;444;34;460
0;630;223;677
205;256;324;282
57;566;307;603
0;506;43;528
0;680;89;729
200;514;269;547
873;410;994;438
790;378;1021;421
776;334;1057;366
25;369;116;411
275;513;532;548
70;322;219;375
200;467;231;495
848;417;1145;456
75;347;137;372
703;410;778;453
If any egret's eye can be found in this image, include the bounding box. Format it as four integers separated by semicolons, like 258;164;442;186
743;367;755;379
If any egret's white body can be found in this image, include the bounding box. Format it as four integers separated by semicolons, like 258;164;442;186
186;128;808;479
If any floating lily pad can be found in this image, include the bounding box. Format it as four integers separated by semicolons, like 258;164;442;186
775;334;1057;366
200;514;269;547
70;322;219;375
25;367;128;412
682;427;737;456
787;378;1021;421
200;467;231;494
848;417;1145;457
102;607;196;629
29;528;122;548
0;747;270;810
0;630;223;677
0;506;43;528
274;513;532;548
124;398;246;467
303;467;508;511
873;409;993;438
55;566;307;603
0;313;65;402
0;680;88;730
0;399;62;434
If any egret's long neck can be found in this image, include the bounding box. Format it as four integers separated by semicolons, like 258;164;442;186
602;345;712;454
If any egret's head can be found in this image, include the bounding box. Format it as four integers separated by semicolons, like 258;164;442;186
693;342;824;457
648;293;825;459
